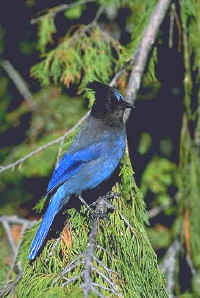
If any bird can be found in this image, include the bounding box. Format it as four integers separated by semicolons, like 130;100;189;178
29;81;133;261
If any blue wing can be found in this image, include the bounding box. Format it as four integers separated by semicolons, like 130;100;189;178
47;140;107;195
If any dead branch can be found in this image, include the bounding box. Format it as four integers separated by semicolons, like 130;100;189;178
1;60;36;110
160;238;181;298
124;0;172;121
0;216;36;258
0;262;23;297
148;201;171;218
0;111;90;174
0;216;36;296
31;0;95;24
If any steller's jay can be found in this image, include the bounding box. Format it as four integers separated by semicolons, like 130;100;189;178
29;81;133;261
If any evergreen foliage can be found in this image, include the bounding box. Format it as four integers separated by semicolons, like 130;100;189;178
15;155;167;297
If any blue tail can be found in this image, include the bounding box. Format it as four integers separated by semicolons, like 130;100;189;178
29;189;70;261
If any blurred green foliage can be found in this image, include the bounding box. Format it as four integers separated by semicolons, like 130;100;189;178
141;157;176;196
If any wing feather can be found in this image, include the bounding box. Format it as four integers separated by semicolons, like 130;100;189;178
47;141;106;194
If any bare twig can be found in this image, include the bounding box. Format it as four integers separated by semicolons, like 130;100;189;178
0;216;36;257
80;197;121;297
160;239;181;298
1;60;36;110
169;3;175;48
64;6;104;48
61;275;80;287
49;238;61;257
0;216;36;295
0;215;36;286
148;201;171;218
31;0;95;24
92;282;120;295
92;266;120;295
93;256;117;274
110;45;141;88
0;111;90;174
0;215;37;226
124;0;172;121
53;254;83;285
173;4;182;52
186;254;197;276
185;254;200;292
1;219;16;256
9;221;29;275
0;262;23;297
56;137;65;167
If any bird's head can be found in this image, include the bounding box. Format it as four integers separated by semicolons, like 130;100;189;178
87;81;133;121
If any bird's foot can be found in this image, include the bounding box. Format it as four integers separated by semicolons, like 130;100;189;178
91;192;118;219
78;195;104;219
104;191;120;200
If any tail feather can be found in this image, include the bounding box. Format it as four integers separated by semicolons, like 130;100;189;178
29;191;70;261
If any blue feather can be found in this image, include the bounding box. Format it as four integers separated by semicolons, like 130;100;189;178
29;82;130;261
29;188;69;261
47;139;109;194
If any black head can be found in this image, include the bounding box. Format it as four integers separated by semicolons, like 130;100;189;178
87;81;133;120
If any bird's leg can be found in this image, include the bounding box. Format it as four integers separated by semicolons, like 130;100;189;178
79;192;120;219
84;191;120;219
78;195;94;213
78;196;105;220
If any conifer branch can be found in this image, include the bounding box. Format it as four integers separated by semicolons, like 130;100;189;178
80;197;121;297
61;275;81;287
53;254;83;285
64;6;104;47
81;212;99;297
102;199;135;233
53;196;121;297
